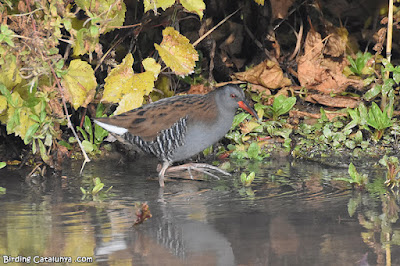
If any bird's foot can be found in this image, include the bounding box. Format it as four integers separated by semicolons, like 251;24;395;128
166;163;231;180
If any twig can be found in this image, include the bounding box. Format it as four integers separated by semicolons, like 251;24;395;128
10;8;43;17
382;0;393;111
386;0;393;66
108;23;142;29
94;37;124;72
48;63;91;174
26;162;43;181
288;18;303;61
193;8;241;47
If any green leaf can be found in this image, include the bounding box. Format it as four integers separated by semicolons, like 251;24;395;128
232;112;249;128
247;142;260;160
358;103;368;126
348;162;357;179
367;102;392;130
82;140;94;153
0;162;6;169
80;187;87;195
32;140;37;154
84;116;93;143
347;197;359;217
58;140;72;150
94;123;109;144
29;114;41;123
92;183;104;195
0;83;13;106
24;123;39;144
241;171;256;186
393;66;400;84
77;126;88;141
44;133;52;147
382;78;395;96
38;139;50;163
94;177;101;186
364;84;381;101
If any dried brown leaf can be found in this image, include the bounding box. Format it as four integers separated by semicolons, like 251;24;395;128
290;110;347;121
324;26;348;57
305;94;359;108
270;0;295;20
134;202;152;225
297;29;364;94
233;60;291;89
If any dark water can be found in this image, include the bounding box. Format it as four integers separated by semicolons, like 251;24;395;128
0;155;399;266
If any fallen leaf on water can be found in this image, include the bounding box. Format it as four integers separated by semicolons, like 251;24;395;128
134;202;152;225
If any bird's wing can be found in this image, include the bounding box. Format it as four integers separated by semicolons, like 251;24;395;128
95;94;217;142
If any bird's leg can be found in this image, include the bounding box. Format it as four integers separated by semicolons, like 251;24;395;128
187;167;193;179
166;163;231;180
158;161;170;187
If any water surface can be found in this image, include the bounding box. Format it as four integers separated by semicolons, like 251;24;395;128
0;156;399;265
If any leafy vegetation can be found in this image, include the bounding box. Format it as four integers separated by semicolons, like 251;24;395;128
379;155;400;189
80;177;113;200
335;163;368;189
240;171;255;187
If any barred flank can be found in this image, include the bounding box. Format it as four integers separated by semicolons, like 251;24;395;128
123;117;187;162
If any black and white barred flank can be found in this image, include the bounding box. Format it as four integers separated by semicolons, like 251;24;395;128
123;117;187;162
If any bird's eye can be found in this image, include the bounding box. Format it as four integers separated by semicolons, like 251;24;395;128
230;93;236;98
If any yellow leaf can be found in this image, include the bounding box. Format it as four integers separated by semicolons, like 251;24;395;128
0;92;22;125
73;28;99;56
75;0;126;33
113;91;144;115
155;27;199;76
102;54;155;107
102;53;135;103
240;121;261;134
0;95;7;114
0;56;22;89
253;0;265;5
61;59;97;109
142;58;161;79
143;0;175;13
8;106;35;139
132;71;155;95
180;0;205;19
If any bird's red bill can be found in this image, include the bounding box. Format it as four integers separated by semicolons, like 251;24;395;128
238;101;259;120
